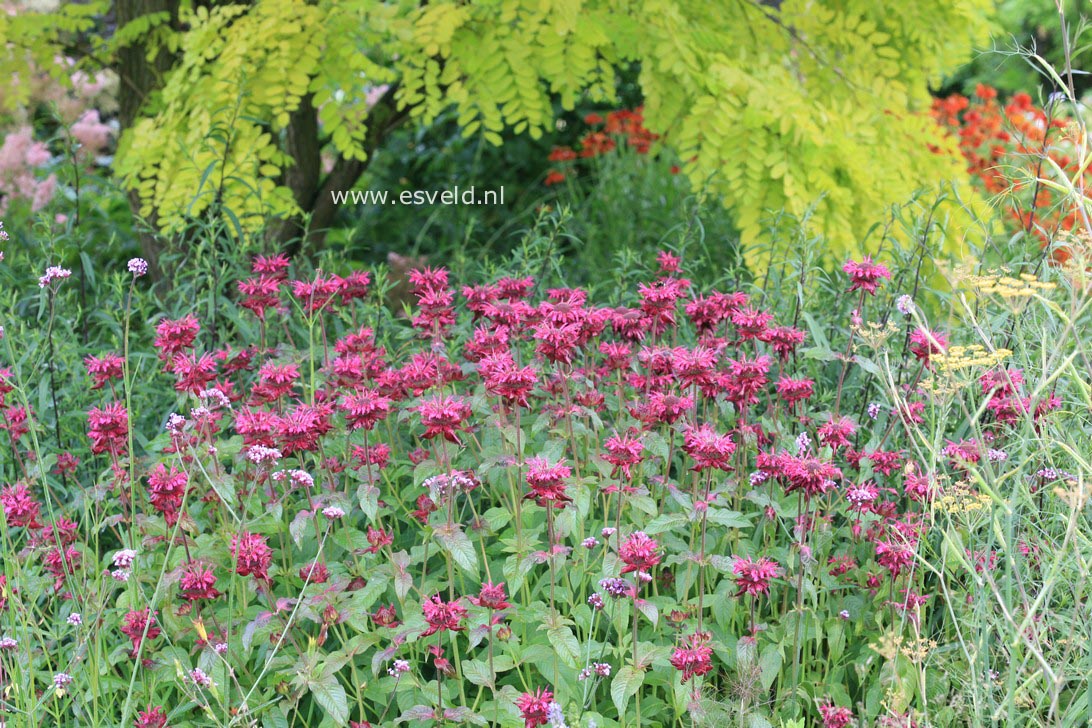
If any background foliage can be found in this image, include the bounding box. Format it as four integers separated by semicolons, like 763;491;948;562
3;5;1092;724
1;0;1003;270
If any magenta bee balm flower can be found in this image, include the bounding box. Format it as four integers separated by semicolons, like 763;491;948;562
842;256;892;295
618;531;661;574
421;594;468;636
231;531;272;580
516;687;554;728
732;556;782;597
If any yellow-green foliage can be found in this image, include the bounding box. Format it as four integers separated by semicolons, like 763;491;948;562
117;2;325;229
7;0;995;267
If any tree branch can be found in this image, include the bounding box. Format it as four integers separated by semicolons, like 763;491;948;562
281;84;412;255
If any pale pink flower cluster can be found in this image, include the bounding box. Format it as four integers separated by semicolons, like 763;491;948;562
127;257;148;277
38;265;71;288
70;110;112;158
189;668;214;687
246;445;283;464
0;127;55;214
111;548;136;582
0;58;115;213
272;469;313;488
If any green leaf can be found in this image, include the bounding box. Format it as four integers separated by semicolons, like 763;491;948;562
346;576;391;629
546;625;581;668
357;484;379;521
503;554;536;591
643;512;687;535
462;659;495;688
855;356;882;377
262;707;290;728
644;431;669;460
801;346;837;362
827;620;845;663
308;672;349;726
483;506;511;532
629;495;658;516
611;665;645;717
391;551;413;600
636;600;659;628
396;705;436;723
706;508;750;529
759;644;782;690
801;312;832;353
289;509;313;549
332;527;369;553
206;474;237;511
434;523;479;577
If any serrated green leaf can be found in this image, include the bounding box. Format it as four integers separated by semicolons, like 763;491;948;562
611;665;645;716
706;508;750;529
434;523;479;577
503;553;536;591
759;644;782;690
391;550;413;600
289;509;313;549
308;672;349;726
462;659;495;688
643;512;687;535
636;600;658;627
546;625;581;668
483;506;511;532
357;483;379;521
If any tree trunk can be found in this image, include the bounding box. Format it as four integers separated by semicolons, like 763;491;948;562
109;2;407;263
279;85;411;256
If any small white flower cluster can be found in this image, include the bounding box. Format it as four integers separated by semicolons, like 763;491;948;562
423;471;476;502
795;431;811;455
39;265;72;288
845;486;876;506
127;258;148;277
387;659;411;677
577;662;611;681
166;413;187;435
246;445;283;464
189;668;214;687
198;387;231;410
273;469;314;488
112;549;137;582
